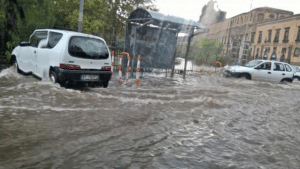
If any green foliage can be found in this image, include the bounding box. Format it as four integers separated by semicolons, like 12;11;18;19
0;0;157;63
189;38;225;66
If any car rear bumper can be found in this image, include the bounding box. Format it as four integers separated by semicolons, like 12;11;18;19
53;67;112;83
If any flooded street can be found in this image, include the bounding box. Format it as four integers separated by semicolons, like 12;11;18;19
1;66;300;169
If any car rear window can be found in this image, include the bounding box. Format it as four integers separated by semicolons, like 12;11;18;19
68;36;109;59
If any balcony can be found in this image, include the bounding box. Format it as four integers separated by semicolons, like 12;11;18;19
264;40;271;44
282;39;289;43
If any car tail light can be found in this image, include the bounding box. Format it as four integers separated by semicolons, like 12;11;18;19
60;64;81;70
101;66;111;71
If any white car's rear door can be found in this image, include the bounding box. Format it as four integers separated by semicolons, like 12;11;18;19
271;62;287;82
252;62;272;81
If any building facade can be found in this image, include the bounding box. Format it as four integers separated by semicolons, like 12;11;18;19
193;6;300;65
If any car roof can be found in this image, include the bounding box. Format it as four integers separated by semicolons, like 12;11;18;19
33;29;106;41
254;59;290;64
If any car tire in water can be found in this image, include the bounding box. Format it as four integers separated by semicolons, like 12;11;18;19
281;79;292;83
49;71;59;84
103;81;109;88
12;58;22;74
238;73;251;80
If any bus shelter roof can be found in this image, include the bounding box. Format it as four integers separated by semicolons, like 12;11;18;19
127;8;205;30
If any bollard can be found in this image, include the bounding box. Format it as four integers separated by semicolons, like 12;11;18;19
136;55;141;87
125;54;131;85
111;51;115;73
118;52;131;84
118;54;123;83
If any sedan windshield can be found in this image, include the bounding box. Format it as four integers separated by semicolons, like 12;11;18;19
244;60;263;67
69;36;109;59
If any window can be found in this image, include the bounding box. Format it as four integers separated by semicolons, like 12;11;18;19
241;17;243;24
240;34;243;40
68;36;109;59
267;30;272;42
296;27;300;42
258;31;262;43
282;48;287;54
251;33;255;43
294;48;300;57
258;13;264;21
47;32;63;49
30;31;48;47
265;47;270;54
296;67;300;72
273;29;280;43
283;27;290;43
269;14;275;19
245;33;248;41
285;64;292;72
273;63;285;71
256;62;271;70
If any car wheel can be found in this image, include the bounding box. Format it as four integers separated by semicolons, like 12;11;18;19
238;73;251;80
103;81;109;88
49;71;58;84
281;79;292;83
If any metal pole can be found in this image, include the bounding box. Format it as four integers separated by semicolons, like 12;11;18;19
183;28;194;79
171;29;181;78
78;0;84;32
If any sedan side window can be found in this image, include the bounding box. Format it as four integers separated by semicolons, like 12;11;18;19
273;63;285;71
296;67;300;72
285;65;292;72
30;31;48;47
256;62;271;70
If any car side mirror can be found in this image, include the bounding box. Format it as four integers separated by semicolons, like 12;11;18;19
38;39;48;48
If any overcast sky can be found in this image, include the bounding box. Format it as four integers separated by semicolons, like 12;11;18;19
155;0;299;21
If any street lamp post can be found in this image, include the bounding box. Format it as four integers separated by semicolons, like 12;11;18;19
78;0;84;32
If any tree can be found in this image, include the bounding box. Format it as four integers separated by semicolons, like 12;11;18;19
190;38;225;65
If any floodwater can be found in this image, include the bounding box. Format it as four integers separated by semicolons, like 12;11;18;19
1;66;300;169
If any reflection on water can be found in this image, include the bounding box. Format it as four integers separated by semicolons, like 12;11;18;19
1;66;300;168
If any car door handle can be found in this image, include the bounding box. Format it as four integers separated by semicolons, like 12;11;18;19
282;73;285;75
268;72;271;74
34;51;36;53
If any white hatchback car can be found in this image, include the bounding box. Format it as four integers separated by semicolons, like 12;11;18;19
11;29;112;87
224;60;294;83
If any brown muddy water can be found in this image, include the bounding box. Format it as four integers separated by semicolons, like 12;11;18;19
0;66;300;169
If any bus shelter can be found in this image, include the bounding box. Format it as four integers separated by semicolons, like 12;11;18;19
124;8;205;78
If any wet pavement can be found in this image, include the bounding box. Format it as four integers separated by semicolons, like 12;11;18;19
1;66;300;169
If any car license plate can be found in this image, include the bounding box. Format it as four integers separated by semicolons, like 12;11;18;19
81;75;99;80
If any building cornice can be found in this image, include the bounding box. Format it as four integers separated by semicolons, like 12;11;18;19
257;14;300;27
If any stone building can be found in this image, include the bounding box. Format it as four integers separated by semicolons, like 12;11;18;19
193;6;300;65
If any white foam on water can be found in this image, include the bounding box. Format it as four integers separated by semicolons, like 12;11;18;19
0;66;22;79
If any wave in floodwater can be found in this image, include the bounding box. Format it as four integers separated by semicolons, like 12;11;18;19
1;66;300;169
